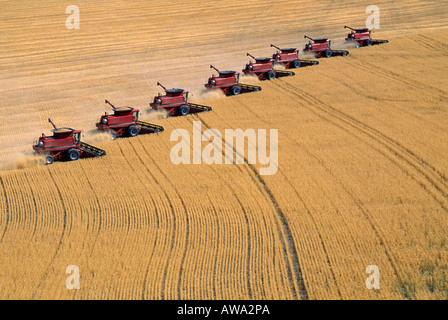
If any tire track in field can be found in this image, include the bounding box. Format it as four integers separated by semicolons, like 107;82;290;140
169;135;252;299
316;71;446;132
23;172;39;239
190;112;291;298
273;79;448;296
201;191;220;300
234;91;407;297
77;165;102;255
190;114;293;298
115;140;171;299
347;55;448;98
297;142;409;298
195;114;308;300
118;141;162;299
414;34;448;54
114;140;163;299
275;81;448;212
183;116;255;299
32;167;68;298
210;168;253;299
129;138;190;300
0;176;9;244
222;98;343;298
273;168;342;298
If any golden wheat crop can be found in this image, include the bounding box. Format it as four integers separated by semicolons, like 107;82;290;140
0;0;447;300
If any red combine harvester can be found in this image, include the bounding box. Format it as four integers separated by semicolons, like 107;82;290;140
150;82;212;116
344;26;389;47
270;44;319;69
204;65;261;96
303;35;349;58
243;53;295;80
33;118;106;165
96;100;164;140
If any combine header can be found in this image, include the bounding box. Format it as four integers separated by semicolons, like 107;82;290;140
303;35;349;58
270;44;319;69
33;118;106;165
204;65;261;96
96;100;164;140
150;82;212;116
344;26;389;47
243;53;295;80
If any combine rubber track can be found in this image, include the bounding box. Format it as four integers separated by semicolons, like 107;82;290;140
138;121;164;133
240;83;262;93
188;103;212;113
79;142;106;157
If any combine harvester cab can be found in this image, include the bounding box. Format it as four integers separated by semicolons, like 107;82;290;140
33;118;106;165
344;26;389;47
303;35;349;58
270;44;319;68
243;53;295;80
96;100;164;140
150;82;212;116
204;65;261;96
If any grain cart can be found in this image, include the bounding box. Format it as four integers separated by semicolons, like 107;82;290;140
303;35;349;58
96;100;164;140
344;26;389;47
204;65;262;96
270;44;319;68
150;82;212;116
243;53;295;80
33;118;106;165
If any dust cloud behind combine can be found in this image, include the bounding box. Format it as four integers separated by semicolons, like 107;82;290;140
0;0;448;300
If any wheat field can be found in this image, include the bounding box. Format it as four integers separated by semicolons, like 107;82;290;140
0;0;447;299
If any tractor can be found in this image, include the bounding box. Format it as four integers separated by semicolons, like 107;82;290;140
96;100;164;140
243;53;295;80
150;82;212;116
270;44;319;69
204;65;261;96
33;118;106;165
344;26;389;47
303;35;349;58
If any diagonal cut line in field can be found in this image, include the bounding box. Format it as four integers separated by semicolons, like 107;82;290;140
195;115;308;300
